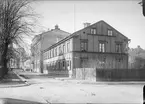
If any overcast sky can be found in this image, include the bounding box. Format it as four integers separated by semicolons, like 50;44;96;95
30;0;145;49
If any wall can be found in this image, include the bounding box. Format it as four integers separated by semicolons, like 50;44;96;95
75;68;145;81
42;38;73;74
72;21;129;70
73;21;128;53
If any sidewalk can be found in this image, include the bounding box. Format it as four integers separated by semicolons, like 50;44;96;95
0;71;29;88
55;77;145;85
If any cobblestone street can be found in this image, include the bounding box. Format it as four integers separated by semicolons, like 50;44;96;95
0;71;143;104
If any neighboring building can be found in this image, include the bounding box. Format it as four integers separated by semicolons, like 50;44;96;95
31;25;70;73
42;20;130;77
128;45;145;69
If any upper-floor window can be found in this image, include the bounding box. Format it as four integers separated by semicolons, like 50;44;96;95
49;50;50;58
67;42;70;52
45;52;47;60
91;28;96;34
59;46;61;55
53;49;55;57
99;42;105;52
53;48;55;57
116;43;122;53
62;44;65;53
81;40;88;51
46;51;48;59
55;48;57;56
108;29;113;36
51;49;53;57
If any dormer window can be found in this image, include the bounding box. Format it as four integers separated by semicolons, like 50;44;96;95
108;29;112;36
91;28;96;34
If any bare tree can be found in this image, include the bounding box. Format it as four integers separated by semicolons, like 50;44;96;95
0;0;36;77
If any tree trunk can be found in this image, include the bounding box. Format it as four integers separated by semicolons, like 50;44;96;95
1;43;9;77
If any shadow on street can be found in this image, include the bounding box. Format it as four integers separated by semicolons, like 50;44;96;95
0;98;47;104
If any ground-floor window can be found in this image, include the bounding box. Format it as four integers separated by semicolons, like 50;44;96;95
115;56;123;69
80;57;88;68
67;60;71;70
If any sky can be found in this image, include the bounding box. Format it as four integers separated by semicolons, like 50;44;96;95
30;0;145;49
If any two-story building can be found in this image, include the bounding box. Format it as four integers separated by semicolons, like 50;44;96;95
31;25;70;73
42;20;130;77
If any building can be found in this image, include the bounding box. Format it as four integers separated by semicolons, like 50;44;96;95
128;45;145;69
42;20;130;77
31;25;70;73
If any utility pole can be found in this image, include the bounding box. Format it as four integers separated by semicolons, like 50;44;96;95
143;0;145;16
139;0;145;16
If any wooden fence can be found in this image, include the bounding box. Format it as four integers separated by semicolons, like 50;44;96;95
47;70;69;77
75;68;145;81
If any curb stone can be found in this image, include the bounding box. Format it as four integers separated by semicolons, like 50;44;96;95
0;83;30;88
57;78;145;85
13;71;29;85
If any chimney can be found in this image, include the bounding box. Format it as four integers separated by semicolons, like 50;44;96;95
83;22;91;28
137;45;141;48
55;24;60;30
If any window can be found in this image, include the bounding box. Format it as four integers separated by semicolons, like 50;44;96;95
91;28;96;34
116;43;122;53
67;42;70;52
99;42;105;52
59;46;61;55
62;60;65;68
108;30;112;36
53;49;55;57
49;50;51;58
55;48;57;56
48;51;49;59
54;48;55;57
116;57;122;62
80;57;88;67
44;53;46;60
63;44;65;53
58;61;60;69
46;51;48;59
51;49;53;57
81;41;88;51
49;50;50;58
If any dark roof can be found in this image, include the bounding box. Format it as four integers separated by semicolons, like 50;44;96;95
31;27;70;47
43;20;129;52
42;29;70;39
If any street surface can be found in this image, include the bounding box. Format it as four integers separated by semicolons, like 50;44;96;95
0;71;144;104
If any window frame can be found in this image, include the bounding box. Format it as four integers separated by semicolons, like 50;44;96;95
91;28;96;35
108;29;113;36
67;42;70;52
99;42;105;52
55;47;57;56
63;44;65;53
115;43;122;53
80;40;88;51
59;46;61;55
